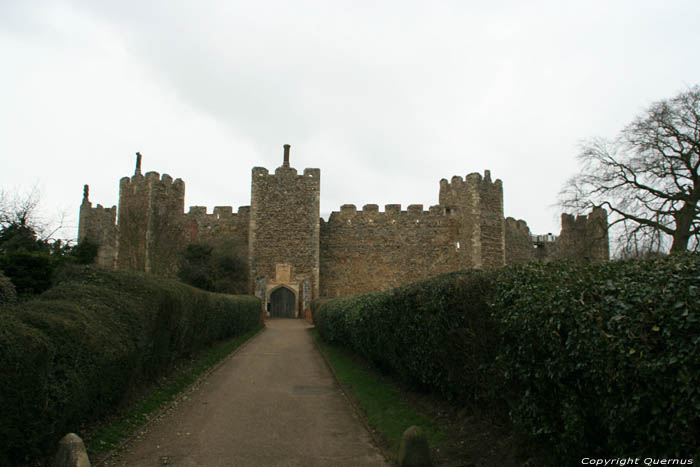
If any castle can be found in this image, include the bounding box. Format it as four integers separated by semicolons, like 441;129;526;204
78;145;609;318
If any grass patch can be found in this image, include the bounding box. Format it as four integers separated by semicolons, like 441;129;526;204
85;324;263;458
312;329;443;452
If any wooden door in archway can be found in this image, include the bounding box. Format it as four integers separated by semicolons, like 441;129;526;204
270;287;295;318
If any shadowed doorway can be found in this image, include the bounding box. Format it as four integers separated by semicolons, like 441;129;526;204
270;287;295;318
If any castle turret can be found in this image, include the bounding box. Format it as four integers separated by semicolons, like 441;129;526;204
438;170;505;268
116;153;186;275
505;217;534;264
77;184;117;268
557;207;609;261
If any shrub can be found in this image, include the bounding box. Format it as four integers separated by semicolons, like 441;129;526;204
0;266;260;465
314;269;500;401
491;255;700;461
0;270;17;305
70;238;99;265
314;253;700;463
178;243;248;294
0;251;55;297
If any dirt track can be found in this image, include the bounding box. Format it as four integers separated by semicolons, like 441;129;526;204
107;319;389;466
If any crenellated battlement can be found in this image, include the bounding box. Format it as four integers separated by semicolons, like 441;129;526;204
326;203;448;226
78;184;118;269
119;171;185;194
558;207;609;261
505;217;534;264
186;205;250;219
439;170;501;190
505;217;529;233
79;146;609;302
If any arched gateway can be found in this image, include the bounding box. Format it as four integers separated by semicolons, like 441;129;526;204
269;286;295;318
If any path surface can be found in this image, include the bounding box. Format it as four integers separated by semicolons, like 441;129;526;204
108;319;389;467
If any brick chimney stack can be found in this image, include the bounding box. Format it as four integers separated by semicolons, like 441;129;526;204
283;144;290;167
135;152;142;176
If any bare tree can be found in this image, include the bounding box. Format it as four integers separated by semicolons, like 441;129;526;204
0;187;70;244
561;86;700;254
0;187;40;230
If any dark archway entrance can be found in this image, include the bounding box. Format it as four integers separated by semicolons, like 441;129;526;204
270;287;295;318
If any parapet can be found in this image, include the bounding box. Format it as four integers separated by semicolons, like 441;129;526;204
186;205;250;219
407;204;423;215
439;170;503;208
340;204;357;215
558;207;609;261
505;217;530;233
326;202;451;226
440;170;503;191
303;168;320;178
119;170;185;194
274;166;298;176
252;167;269;177
188;206;207;216
213;206;233;218
385;204;401;214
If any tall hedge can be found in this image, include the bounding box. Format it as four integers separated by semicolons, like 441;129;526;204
313;253;700;463
0;266;260;466
492;255;699;461
313;270;499;402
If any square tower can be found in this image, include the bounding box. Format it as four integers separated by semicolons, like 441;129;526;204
249;145;320;309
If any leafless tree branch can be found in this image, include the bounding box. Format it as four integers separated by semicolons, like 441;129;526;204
560;85;700;255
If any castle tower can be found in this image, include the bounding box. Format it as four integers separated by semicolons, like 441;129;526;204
557;207;609;261
116;153;186;275
249;145;320;317
78;184;117;268
438;170;505;268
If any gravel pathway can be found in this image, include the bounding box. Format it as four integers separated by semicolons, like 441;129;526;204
107;319;390;467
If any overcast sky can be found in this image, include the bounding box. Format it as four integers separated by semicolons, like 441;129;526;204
1;0;699;241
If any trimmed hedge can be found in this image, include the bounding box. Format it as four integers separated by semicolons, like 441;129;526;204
0;266;260;466
313;253;700;463
0;251;55;297
0;270;17;305
313;271;499;403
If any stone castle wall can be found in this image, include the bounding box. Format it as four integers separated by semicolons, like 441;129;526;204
78;149;610;303
184;205;250;263
505;217;534;264
556;207;609;262
117;171;186;276
320;203;463;297
438;171;506;269
78;185;117;269
249;165;320;294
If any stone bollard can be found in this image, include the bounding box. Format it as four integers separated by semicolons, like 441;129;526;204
52;433;91;467
398;425;433;467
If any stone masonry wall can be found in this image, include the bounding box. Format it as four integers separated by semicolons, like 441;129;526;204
117;171;186;276
438;170;506;269
319;203;462;297
184;205;250;263
249;165;320;294
439;175;480;268
505;217;534;264
556;207;610;262
79;152;611;301
78;185;117;269
476;171;506;268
